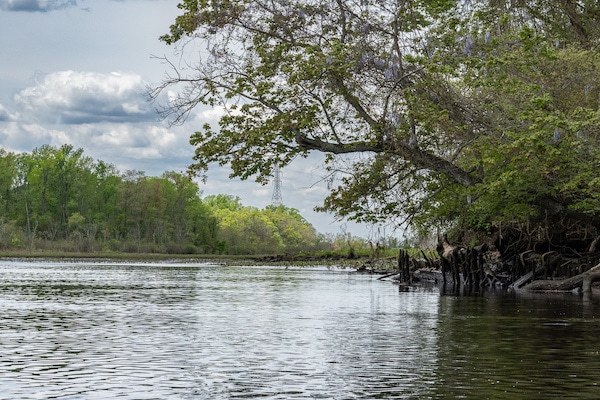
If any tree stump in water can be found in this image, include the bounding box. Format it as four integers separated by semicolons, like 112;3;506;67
397;249;411;284
437;234;459;286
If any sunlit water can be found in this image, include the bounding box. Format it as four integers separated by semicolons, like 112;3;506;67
0;261;598;399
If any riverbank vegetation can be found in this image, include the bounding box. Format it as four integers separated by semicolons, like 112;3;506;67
0;145;398;257
153;0;600;290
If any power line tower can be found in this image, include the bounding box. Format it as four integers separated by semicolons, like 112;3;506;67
271;164;283;206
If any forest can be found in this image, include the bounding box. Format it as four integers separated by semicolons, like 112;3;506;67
0;144;376;256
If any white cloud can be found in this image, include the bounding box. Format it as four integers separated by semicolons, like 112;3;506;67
0;119;194;176
0;103;17;121
14;70;155;125
90;124;183;160
251;187;271;199
0;0;77;12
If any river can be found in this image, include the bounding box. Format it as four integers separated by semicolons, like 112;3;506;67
0;260;598;399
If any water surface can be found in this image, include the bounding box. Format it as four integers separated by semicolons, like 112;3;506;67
0;260;598;399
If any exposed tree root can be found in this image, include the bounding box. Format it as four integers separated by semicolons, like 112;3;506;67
403;223;600;293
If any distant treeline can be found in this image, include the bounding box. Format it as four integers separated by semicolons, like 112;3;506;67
0;144;383;255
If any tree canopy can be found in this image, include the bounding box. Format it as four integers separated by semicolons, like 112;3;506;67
154;0;600;246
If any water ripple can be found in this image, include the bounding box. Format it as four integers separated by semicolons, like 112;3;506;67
0;262;440;399
0;261;598;399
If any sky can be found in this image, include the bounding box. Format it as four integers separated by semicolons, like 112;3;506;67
0;0;392;239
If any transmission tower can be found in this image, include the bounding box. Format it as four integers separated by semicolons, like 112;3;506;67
271;164;283;206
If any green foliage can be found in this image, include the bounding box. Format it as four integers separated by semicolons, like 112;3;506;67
155;0;600;240
263;205;318;252
206;201;321;254
0;145;324;255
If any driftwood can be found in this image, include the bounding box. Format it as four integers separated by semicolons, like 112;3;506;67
509;270;535;290
377;272;398;281
522;263;600;292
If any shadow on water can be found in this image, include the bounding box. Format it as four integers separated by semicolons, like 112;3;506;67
430;285;600;399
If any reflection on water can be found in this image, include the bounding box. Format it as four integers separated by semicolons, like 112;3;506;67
0;261;598;399
434;291;600;399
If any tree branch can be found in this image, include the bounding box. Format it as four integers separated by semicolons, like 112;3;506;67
535;196;600;228
295;132;381;153
295;129;481;187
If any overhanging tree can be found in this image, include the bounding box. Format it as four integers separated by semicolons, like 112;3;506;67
153;0;600;250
